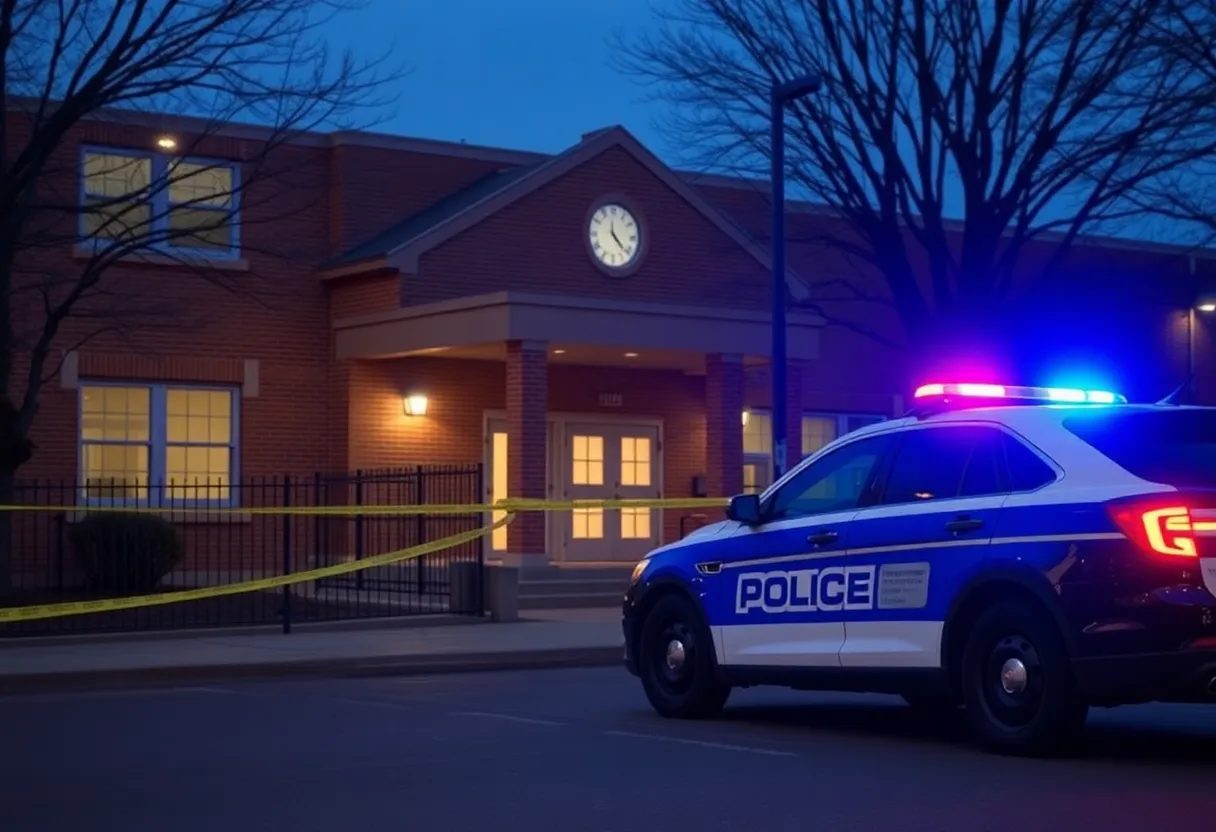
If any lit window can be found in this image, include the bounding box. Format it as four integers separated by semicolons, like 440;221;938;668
80;149;240;256
80;382;238;505
167;161;235;250
620;436;652;487
621;507;651;539
802;415;838;456
571;435;604;485
81;153;152;240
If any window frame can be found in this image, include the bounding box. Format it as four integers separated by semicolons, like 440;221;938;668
78;145;243;260
759;431;895;523
78;380;242;509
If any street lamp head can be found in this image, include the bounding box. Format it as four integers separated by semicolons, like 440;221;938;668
774;73;823;103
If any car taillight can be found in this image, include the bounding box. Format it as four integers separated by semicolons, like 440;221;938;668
1106;499;1204;558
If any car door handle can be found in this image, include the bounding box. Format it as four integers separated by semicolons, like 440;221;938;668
807;530;838;546
944;516;984;533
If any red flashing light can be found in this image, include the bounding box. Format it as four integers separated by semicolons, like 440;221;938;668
913;382;1125;404
1105;499;1216;558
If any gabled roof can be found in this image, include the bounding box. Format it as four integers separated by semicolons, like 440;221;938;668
320;125;811;301
323;163;544;268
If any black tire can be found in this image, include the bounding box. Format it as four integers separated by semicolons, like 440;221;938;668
637;593;730;719
960;599;1088;756
900;692;959;712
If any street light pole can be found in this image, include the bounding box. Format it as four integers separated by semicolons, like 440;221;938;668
770;73;822;484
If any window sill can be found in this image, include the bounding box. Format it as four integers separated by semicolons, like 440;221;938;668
65;509;252;525
72;245;249;272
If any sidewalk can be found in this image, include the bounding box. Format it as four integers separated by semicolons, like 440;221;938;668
0;608;623;694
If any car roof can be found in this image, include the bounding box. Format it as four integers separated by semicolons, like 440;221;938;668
776;402;1213;501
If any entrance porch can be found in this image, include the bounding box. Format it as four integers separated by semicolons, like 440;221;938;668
332;291;823;566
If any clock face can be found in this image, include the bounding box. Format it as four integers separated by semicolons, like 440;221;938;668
588;203;640;270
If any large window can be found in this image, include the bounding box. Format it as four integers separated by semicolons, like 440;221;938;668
742;410;887;494
80;383;239;505
80;149;240;256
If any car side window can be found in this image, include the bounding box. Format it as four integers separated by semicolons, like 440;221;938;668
880;426;1008;506
765;433;893;521
1002;433;1057;491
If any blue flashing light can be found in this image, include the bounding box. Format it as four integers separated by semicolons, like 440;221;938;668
914;382;1126;405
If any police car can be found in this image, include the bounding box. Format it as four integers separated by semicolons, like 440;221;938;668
623;381;1216;756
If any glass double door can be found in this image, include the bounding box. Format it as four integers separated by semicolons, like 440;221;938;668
486;418;661;562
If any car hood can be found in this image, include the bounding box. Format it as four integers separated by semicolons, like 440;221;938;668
644;519;738;558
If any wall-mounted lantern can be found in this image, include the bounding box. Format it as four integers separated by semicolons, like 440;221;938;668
403;393;429;417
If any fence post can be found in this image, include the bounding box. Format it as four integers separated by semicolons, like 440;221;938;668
476;462;485;618
354;470;364;592
416;464;426;596
282;475;293;635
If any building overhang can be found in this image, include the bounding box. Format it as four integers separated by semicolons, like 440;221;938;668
332;291;823;371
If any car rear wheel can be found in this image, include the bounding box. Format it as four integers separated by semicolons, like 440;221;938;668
638;594;730;719
960;599;1088;756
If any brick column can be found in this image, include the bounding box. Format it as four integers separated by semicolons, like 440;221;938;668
784;359;806;467
706;353;745;500
506;340;548;565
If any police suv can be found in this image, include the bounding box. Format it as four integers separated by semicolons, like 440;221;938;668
623;382;1216;756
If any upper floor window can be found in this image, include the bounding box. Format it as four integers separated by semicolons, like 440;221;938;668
80;149;240;257
80;382;239;506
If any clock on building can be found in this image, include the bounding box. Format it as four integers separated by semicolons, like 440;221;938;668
588;201;641;271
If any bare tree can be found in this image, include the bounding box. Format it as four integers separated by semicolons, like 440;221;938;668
0;0;402;593
1132;1;1216;246
614;0;1216;355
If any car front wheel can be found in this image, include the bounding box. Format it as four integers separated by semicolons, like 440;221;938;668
637;594;730;719
960;599;1088;756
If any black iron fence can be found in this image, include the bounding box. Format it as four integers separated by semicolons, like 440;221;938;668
0;465;485;638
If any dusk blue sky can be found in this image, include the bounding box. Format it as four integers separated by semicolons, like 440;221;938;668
331;0;670;156
325;0;1205;247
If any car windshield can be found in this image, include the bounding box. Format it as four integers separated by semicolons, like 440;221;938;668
1062;408;1216;488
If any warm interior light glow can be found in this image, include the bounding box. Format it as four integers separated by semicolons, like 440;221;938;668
741;409;750;427
403;393;428;416
156;136;177;150
553;349;566;355
1199;303;1216;313
624;352;639;358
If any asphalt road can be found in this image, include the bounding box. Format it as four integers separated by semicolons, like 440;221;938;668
5;667;1216;832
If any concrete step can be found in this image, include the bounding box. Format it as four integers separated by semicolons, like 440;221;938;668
518;565;636;583
518;592;623;611
513;564;632;611
519;578;630;597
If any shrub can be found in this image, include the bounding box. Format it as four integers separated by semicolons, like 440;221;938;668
68;512;185;594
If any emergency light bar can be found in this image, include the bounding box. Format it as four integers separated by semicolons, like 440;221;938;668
912;382;1126;404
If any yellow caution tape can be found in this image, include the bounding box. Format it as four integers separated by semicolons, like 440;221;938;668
0;515;513;623
0;496;732;623
0;497;730;516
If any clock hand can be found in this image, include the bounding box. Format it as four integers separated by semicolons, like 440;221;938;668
610;225;624;248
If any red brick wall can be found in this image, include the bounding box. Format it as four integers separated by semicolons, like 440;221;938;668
328;274;401;320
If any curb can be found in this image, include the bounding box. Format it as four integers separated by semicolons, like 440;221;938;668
0;646;623;695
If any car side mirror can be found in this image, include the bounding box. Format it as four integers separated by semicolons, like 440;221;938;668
726;493;762;526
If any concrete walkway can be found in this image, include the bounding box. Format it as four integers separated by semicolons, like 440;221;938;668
0;609;623;693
